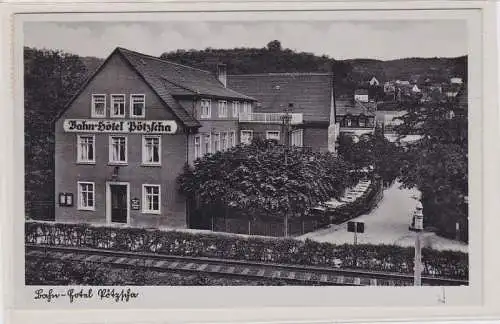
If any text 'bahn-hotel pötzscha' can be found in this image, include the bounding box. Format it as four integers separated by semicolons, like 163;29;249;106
54;47;357;229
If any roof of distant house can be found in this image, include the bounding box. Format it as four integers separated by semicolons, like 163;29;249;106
227;72;334;122
335;99;376;116
354;89;369;95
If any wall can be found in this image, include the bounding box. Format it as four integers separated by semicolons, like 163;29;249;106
55;52;188;228
303;127;328;152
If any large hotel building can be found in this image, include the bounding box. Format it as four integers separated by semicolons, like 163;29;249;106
54;47;371;229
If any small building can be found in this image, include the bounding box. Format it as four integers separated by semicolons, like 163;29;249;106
411;84;421;93
354;88;369;103
369;76;380;86
336;99;376;138
450;77;463;85
54;47;256;228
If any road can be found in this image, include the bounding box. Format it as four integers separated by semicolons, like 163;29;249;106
299;181;468;253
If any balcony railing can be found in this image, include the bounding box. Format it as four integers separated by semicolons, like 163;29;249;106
239;112;303;124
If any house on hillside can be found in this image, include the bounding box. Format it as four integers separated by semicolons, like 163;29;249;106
227;72;338;152
369;76;380;86
411;84;421;93
450;77;463;85
335;99;376;139
354;88;369;102
53;47;257;228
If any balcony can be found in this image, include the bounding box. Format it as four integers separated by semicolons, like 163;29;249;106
239;112;303;125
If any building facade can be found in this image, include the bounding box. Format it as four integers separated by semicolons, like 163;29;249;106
54;47;255;228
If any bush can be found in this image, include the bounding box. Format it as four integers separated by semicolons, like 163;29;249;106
26;221;468;279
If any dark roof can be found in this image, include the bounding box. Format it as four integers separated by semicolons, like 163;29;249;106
55;47;255;127
227;73;333;122
355;89;369;95
335;99;376;117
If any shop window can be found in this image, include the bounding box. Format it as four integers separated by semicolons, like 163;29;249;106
142;184;161;214
77;181;95;211
291;129;303;147
230;131;236;147
213;133;221;152
221;132;228;151
232;101;240;118
203;134;211;154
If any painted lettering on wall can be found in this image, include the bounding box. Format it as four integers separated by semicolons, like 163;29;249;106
63;119;178;134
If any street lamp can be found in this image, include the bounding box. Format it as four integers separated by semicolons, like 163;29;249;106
413;201;424;286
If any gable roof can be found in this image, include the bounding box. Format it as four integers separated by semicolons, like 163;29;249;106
227;73;334;122
55;47;255;127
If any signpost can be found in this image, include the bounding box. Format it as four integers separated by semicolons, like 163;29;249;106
347;221;365;245
131;198;141;211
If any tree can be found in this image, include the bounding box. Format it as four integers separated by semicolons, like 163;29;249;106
266;40;282;51
178;139;354;235
24;47;89;220
395;87;468;240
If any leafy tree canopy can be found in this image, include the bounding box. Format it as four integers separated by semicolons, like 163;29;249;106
178;139;354;219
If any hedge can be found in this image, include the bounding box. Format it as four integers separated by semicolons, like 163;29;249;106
25;221;468;279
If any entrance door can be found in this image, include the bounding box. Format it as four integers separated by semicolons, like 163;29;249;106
110;184;128;223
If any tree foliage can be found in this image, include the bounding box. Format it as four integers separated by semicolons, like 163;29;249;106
395;89;468;239
178;139;354;220
338;129;403;185
24;47;89;219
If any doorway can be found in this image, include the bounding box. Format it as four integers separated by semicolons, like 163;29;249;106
106;182;129;224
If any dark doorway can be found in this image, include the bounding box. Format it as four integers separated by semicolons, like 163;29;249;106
110;184;127;223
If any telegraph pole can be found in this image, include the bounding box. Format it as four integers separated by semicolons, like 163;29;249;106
413;201;424;286
281;103;293;237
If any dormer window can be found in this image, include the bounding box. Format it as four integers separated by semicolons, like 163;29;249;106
130;94;145;118
91;94;106;118
218;100;228;118
200;99;211;119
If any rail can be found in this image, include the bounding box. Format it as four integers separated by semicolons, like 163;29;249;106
25;244;468;286
239;112;303;124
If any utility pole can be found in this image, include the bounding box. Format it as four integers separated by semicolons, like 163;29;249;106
413;201;424;286
281;103;293;237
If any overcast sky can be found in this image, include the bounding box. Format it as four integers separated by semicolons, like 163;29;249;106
24;20;467;60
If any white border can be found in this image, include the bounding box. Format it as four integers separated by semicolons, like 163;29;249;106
1;1;498;323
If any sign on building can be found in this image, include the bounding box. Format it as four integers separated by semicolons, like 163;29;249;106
63;119;178;134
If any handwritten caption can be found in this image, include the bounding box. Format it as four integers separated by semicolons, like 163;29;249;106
34;288;139;304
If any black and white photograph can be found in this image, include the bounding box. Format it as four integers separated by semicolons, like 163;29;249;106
20;16;472;290
3;1;497;319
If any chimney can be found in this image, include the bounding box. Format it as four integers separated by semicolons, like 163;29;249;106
217;63;227;88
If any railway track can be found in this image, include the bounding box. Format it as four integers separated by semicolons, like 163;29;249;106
25;244;468;286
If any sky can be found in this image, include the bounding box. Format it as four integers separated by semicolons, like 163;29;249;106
23;20;467;61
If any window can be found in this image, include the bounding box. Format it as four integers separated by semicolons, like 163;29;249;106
346;117;352;127
240;130;253;145
142;184;161;214
358;117;366;127
291;129;303;147
230;131;236;147
221;132;228;151
111;94;126;117
78;181;95;210
213;133;221;152
218;101;228;118
130;94;145;117
266;130;280;141
242;102;252;115
91;94;106;118
203;134;211;154
142;136;161;165
77;135;95;164
200;99;211;119
109;136;127;164
194;136;202;159
232;101;240;118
